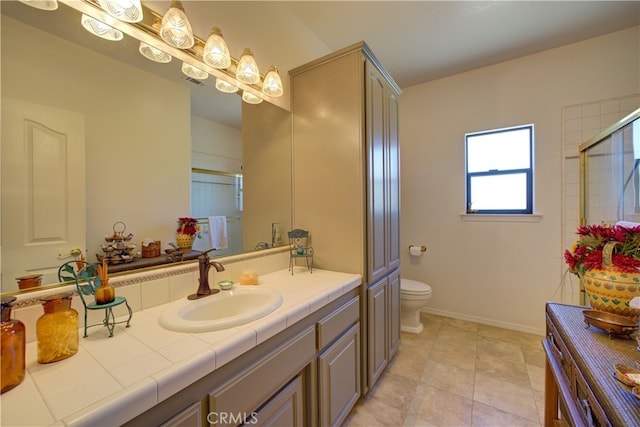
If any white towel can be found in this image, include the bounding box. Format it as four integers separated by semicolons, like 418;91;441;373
617;221;640;228
208;216;228;249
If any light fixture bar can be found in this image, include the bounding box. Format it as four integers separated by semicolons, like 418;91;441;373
60;0;287;110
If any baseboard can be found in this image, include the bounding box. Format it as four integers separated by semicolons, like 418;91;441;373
419;307;545;337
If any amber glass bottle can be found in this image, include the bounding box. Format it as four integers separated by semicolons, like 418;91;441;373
1;296;26;393
36;293;78;364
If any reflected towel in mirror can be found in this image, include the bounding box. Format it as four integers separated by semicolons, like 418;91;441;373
208;216;228;249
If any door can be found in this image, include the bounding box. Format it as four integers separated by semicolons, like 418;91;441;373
1;98;86;291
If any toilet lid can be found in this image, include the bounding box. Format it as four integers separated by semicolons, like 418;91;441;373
401;279;432;295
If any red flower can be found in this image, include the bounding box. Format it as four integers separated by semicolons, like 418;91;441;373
565;224;640;275
177;217;201;237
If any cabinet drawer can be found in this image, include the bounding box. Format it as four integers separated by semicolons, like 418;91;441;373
546;314;572;379
317;296;360;349
573;363;607;427
209;326;315;426
250;376;304;427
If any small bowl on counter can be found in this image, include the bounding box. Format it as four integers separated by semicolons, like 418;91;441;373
218;280;235;290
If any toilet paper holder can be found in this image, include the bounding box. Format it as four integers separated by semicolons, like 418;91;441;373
409;245;427;253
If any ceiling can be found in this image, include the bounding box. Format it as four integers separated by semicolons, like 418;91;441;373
3;1;639;127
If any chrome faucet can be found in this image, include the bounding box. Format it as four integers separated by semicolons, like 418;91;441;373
188;248;225;300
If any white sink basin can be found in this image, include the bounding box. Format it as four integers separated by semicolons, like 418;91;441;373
159;286;283;332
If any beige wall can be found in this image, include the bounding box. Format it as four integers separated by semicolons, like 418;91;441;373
1;16;191;259
399;26;640;334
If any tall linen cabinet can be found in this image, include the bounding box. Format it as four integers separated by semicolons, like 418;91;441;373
290;42;401;395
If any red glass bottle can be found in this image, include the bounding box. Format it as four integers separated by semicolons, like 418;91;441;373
1;296;26;393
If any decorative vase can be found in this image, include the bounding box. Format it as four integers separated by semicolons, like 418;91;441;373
582;268;640;322
176;233;195;253
95;278;115;305
36;293;78;364
1;296;25;393
581;240;640;322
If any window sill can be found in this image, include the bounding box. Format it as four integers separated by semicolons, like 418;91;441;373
460;213;543;223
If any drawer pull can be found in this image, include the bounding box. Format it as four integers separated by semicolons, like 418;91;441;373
547;332;564;362
580;399;594;427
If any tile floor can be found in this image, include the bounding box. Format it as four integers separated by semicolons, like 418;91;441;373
344;313;546;426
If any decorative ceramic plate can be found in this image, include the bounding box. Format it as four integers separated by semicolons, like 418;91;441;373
614;363;640;387
582;310;638;337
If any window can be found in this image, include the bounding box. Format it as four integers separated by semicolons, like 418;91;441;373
465;125;533;214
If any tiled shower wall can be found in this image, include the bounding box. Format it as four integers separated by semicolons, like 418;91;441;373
561;94;640;304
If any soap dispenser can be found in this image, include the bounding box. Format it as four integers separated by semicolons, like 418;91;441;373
1;296;26;393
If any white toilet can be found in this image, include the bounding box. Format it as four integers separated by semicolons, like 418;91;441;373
400;278;432;334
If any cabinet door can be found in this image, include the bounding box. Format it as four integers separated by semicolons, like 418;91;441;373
159;401;203;427
388;270;401;358
250;376;304;427
366;61;388;284
367;277;388;387
386;90;401;272
318;323;361;427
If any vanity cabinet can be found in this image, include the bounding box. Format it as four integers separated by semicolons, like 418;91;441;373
124;290;361;427
290;41;401;393
367;270;400;387
317;296;361;427
544;302;640;426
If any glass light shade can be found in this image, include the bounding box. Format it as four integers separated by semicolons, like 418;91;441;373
98;0;143;23
81;14;123;41
139;42;172;63
203;27;231;69
242;91;263;105
236;48;260;85
18;0;58;11
262;66;283;97
160;1;194;49
215;78;238;94
181;62;208;80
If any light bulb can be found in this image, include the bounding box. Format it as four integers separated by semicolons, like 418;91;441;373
236;48;260;85
181;62;208;80
203;27;231;69
98;0;143;23
81;14;123;41
139;42;172;63
160;1;194;49
242;91;263;105
18;0;58;11
262;66;283;97
215;78;238;94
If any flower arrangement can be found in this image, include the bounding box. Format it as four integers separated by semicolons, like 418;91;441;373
176;217;201;238
564;224;640;276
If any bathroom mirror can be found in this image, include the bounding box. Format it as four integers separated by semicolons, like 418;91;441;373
0;2;292;294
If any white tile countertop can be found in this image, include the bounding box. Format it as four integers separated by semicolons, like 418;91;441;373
0;268;361;427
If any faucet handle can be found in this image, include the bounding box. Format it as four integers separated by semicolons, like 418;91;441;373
201;248;217;257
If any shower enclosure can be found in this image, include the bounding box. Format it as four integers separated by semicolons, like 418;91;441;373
580;107;640;227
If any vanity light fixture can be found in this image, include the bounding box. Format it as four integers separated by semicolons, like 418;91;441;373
262;66;283;97
81;14;123;41
236;48;260;85
139;16;171;63
18;0;58;11
203;27;231;69
139;42;172;63
160;0;194;49
97;0;143;23
181;62;208;80
242;91;263;105
215;78;239;94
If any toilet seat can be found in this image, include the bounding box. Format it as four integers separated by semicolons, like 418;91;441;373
400;279;432;296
